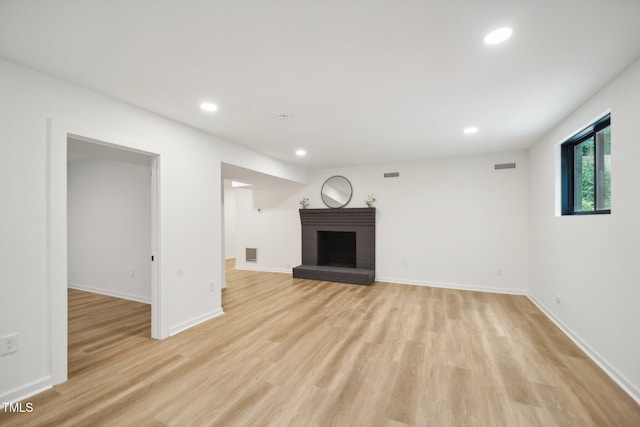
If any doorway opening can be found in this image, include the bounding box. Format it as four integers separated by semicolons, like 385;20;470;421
66;136;158;376
219;162;306;304
66;136;159;376
47;117;162;386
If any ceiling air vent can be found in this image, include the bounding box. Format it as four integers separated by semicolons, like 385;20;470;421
384;172;400;178
245;248;257;263
494;162;516;170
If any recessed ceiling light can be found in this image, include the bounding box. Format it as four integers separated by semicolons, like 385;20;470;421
200;102;218;112
231;181;251;188
484;27;513;45
296;149;307;156
464;126;479;134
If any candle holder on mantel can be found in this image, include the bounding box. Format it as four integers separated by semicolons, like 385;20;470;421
365;194;376;208
300;197;309;209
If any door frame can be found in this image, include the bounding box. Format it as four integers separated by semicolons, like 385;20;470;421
47;118;163;386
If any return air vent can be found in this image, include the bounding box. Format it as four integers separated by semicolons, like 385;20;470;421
494;162;516;170
384;172;400;178
245;248;257;263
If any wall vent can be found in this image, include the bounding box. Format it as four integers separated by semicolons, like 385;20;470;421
494;162;516;170
245;248;257;262
384;172;400;178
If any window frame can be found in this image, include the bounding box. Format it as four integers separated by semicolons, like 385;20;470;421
560;114;611;216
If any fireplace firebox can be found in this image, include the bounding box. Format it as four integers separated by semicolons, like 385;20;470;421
318;231;356;268
292;208;375;285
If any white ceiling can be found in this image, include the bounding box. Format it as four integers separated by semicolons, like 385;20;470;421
2;1;640;170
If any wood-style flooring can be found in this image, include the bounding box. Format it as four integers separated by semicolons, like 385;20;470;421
1;260;639;426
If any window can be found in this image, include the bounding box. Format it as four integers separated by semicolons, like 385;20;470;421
561;114;611;215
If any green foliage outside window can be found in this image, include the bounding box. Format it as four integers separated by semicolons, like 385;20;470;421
579;141;595;211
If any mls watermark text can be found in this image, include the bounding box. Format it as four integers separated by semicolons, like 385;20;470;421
2;402;34;413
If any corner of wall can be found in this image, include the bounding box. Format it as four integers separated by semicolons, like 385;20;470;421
527;294;640;405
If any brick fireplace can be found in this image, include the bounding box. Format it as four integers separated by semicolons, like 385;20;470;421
292;208;375;285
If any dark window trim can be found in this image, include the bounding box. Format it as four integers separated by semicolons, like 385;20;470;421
561;113;611;215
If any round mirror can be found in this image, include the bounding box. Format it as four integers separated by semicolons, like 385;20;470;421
321;175;353;208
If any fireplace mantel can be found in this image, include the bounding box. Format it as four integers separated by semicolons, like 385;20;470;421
293;208;375;285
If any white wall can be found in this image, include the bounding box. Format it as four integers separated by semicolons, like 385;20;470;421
528;57;640;401
0;57;307;402
68;158;151;303
235;150;529;294
234;185;304;273
223;186;237;259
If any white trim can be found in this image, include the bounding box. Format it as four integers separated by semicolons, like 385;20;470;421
376;276;527;295
47;118;68;386
234;264;292;274
68;283;151;304
527;294;640;405
150;155;162;339
220;177;228;300
169;309;225;337
48;117;165;388
229;268;527;295
0;377;52;404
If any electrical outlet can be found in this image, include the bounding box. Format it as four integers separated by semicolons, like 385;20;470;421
1;333;19;356
496;268;503;276
208;281;215;293
556;295;562;306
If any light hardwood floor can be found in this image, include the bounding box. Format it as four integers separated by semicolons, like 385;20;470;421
2;260;639;426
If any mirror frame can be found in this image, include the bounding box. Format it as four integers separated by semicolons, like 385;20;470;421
320;175;353;208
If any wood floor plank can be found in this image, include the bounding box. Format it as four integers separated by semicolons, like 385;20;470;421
1;259;639;426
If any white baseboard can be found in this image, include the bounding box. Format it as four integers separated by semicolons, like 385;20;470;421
376;276;527;296
230;268;526;295
527;294;640;405
68;282;151;304
234;264;291;274
0;376;52;404
169;308;224;337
